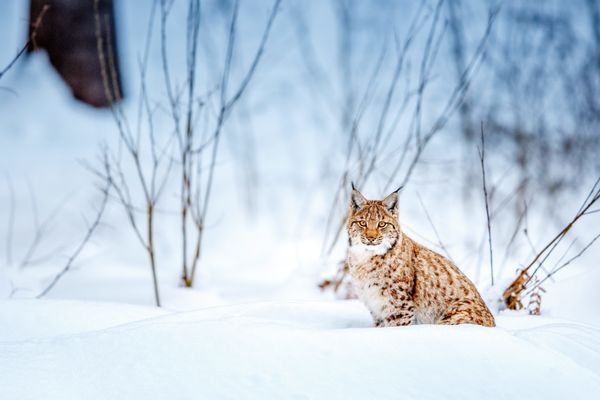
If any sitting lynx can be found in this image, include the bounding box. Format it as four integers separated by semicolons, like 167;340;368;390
346;185;495;327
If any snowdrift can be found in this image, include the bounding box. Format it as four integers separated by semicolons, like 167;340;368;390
1;300;599;399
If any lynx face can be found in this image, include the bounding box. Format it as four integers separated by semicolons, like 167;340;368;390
347;187;402;255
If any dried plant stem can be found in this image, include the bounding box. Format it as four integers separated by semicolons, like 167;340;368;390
478;122;494;286
503;177;600;309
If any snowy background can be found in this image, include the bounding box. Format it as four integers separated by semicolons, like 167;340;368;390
1;0;599;398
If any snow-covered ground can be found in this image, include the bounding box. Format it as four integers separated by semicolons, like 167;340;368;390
1;1;600;398
1;300;599;400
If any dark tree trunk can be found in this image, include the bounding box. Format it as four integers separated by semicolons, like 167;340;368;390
28;0;123;108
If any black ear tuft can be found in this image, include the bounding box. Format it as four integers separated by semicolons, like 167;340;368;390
382;189;400;214
350;185;367;211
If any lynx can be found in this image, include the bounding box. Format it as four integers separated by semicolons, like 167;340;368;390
346;185;495;327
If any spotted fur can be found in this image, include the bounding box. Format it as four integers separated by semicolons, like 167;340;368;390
346;186;495;328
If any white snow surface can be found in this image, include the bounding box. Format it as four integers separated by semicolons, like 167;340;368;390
1;299;600;400
1;1;600;398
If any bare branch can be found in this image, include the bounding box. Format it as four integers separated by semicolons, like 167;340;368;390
188;0;282;286
19;188;71;269
0;5;49;81
387;6;500;191
94;0;164;306
37;183;110;298
4;173;15;266
478;122;494;286
223;0;282;112
527;231;600;295
416;192;453;262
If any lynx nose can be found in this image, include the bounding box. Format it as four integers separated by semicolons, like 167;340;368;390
365;229;379;241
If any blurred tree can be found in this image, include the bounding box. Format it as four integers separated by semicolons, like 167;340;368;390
462;1;600;203
27;0;123;107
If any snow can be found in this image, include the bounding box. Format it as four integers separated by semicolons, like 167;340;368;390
541;267;600;328
1;1;600;398
0;299;168;341
1;300;599;400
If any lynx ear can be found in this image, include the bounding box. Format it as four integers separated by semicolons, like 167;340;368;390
382;185;403;214
350;183;367;211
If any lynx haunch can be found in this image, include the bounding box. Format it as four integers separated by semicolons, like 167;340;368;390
346;185;495;327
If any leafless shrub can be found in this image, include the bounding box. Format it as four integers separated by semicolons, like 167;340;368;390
93;0;281;305
17;182;69;269
0;6;109;298
36;181;110;298
2;174;106;298
503;177;600;310
452;1;600;213
3;177;66;296
166;0;282;288
93;0;170;306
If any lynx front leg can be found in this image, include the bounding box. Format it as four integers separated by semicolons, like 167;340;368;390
382;301;415;327
368;309;384;327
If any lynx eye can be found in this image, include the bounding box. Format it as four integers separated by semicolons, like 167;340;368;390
378;222;386;228
358;221;367;227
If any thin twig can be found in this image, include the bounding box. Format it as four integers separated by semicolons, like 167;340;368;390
4;173;15;266
526;232;600;295
0;5;49;81
503;176;600;308
19;189;71;269
37;183;110;298
478;121;494;285
416;192;453;261
524;177;600;286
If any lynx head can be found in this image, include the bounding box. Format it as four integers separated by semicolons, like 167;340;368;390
347;184;403;255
